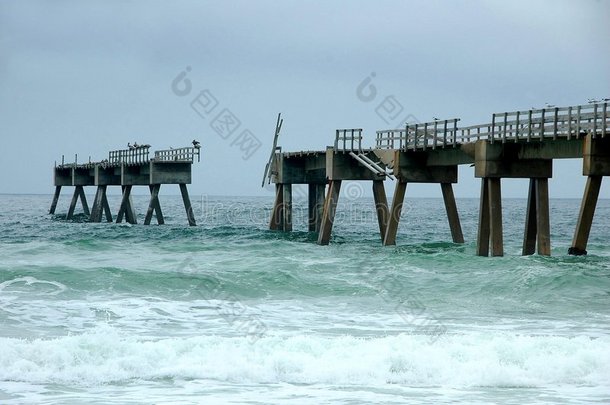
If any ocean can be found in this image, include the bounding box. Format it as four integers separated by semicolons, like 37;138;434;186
0;192;609;404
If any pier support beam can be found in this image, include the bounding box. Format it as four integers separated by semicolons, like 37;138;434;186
373;180;389;242
476;179;490;256
144;184;165;225
318;180;341;245
475;140;554;257
270;184;284;231
440;182;464;244
49;186;62;214
90;185;113;223
476;178;503;256
269;184;292;231
308;183;325;232
383;181;407;246
569;135;610;255
569;176;602;255
522;178;551;256
282;184;292;232
66;185;90;220
180;183;196;226
117;185;137;224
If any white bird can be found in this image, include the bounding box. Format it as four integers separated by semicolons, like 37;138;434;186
128;142;135;150
545;103;555;108
432;117;440;121
192;139;201;148
133;142;139;148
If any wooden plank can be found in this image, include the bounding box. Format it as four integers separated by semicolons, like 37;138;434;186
49;186;61;214
535;178;551;256
179;183;196;226
476;178;490;256
569;176;603;255
440;183;464;243
308;183;325;232
372;180;389;242
488;178;503;256
317;180;342;245
522;179;537;255
383;181;407;246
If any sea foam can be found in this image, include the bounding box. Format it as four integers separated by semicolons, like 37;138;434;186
0;326;608;388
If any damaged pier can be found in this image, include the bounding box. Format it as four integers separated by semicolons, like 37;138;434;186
50;145;201;226
264;102;609;256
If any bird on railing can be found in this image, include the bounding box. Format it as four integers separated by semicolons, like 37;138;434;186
133;142;139;148
192;139;201;148
545;103;555;108
128;142;135;150
140;144;151;148
588;98;600;104
432;117;440;121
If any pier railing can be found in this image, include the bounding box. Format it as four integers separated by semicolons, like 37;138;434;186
376;119;460;150
376;102;608;150
479;102;608;144
108;146;151;166
154;147;201;163
335;129;363;152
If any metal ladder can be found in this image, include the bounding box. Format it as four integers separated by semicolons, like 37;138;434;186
349;151;394;180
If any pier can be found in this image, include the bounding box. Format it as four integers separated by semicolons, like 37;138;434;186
50;145;201;226
264;103;609;256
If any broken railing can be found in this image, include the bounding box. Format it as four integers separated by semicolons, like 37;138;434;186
376;119;460;150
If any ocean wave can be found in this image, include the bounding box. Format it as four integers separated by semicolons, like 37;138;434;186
0;327;608;388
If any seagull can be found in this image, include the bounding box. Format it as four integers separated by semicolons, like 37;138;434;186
545;103;555;108
588;98;599;104
432;117;440;121
133;142;139;148
192;139;201;148
141;143;151;148
128;142;135;150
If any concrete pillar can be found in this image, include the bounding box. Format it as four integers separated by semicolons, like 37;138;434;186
318;180;342;245
383;181;407;246
180;183;196;226
440;182;464;244
372;180;389;242
308;183;325;232
49;186;61;214
569;176;603;255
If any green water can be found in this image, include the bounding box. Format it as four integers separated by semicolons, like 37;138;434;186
0;194;609;404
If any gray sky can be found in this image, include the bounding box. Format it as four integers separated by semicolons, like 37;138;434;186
1;0;609;198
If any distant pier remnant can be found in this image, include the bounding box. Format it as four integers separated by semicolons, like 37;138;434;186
50;145;201;226
264;102;609;256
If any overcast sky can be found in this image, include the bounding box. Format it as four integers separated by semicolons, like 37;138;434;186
1;0;609;199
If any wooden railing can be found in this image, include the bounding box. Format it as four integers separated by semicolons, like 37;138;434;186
154;147;200;163
466;102;609;144
335;129;363;152
376;119;460;150
108;146;150;165
375;102;609;150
